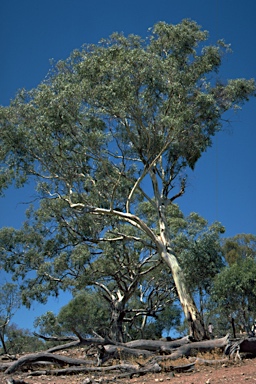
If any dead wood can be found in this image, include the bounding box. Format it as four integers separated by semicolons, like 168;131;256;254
195;357;229;365
169;362;195;372
124;335;192;351
0;362;12;372
27;362;196;381
44;335;116;353
46;339;82;353
33;332;77;342
4;352;93;374
239;337;256;354
2;333;233;379
110;362;162;380
224;336;256;359
152;334;229;361
98;344;153;365
27;362;159;377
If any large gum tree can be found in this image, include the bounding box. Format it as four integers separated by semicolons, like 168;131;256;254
0;20;255;340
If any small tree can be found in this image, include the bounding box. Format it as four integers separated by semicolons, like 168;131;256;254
3;324;45;354
58;291;110;337
34;311;64;337
210;234;256;336
0;283;20;354
0;20;255;340
223;234;256;265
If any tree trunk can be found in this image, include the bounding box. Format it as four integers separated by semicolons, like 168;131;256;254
109;301;125;343
231;317;236;338
0;331;8;355
157;205;207;341
161;248;207;340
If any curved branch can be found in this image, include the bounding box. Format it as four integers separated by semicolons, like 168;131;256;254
94;282;115;302
126;139;172;213
85;207;160;248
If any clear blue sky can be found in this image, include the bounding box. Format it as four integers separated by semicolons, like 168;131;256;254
0;0;255;331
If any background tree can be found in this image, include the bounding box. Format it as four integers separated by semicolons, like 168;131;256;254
34;311;64;338
209;234;256;337
0;283;20;354
1;324;45;354
35;289;181;342
34;291;110;339
0;20;255;340
222;234;256;265
126;300;181;340
58;290;110;337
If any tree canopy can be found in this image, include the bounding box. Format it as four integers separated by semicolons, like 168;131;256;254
209;234;256;336
0;19;255;340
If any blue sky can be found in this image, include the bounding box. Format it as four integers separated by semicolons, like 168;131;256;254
0;0;256;331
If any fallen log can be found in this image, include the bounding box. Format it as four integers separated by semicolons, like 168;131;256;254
33;332;77;342
153;334;229;361
46;339;82;353
195;357;229;365
5;360;198;382
239;337;256;354
4;352;93;374
111;362;162;380
26;362;160;377
98;344;153;365
169;362;196;373
0;362;12;372
224;336;256;359
124;335;192;351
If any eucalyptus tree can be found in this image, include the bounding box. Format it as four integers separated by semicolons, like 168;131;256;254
0;20;255;340
0;283;20;354
209;234;256;335
210;257;256;336
222;234;256;265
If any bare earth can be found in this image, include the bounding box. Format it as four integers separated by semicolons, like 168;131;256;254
1;351;256;384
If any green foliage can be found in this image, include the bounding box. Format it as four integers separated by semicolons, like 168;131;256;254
222;234;256;265
176;218;225;294
209;235;256;334
0;283;20;317
35;291;181;341
9;326;45;354
130;304;181;340
34;292;110;338
58;291;110;337
137;202;225;296
0;322;45;354
1;20;254;199
34;311;63;337
0;283;21;354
